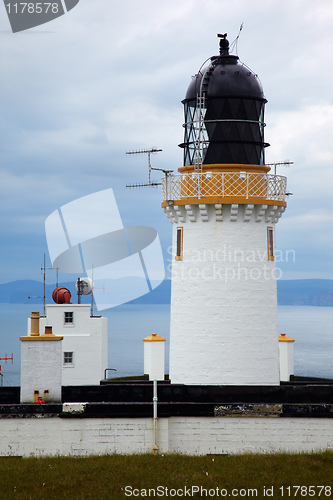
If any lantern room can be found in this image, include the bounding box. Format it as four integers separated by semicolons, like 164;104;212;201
179;34;269;168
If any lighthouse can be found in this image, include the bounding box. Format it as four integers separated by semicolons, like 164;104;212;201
162;34;287;385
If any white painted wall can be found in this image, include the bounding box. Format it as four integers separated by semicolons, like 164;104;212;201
35;304;108;386
20;339;62;403
168;203;282;385
279;341;295;382
167;417;333;455
0;416;332;457
143;336;166;380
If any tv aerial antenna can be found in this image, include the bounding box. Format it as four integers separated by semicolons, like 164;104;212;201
266;160;293;176
266;159;294;197
126;147;173;192
126;148;164;188
28;254;59;316
0;354;13;387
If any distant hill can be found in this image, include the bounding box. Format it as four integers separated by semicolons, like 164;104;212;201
0;279;332;306
0;279;170;306
277;279;333;307
0;280;92;306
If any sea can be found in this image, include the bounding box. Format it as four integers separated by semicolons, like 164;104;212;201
0;303;332;386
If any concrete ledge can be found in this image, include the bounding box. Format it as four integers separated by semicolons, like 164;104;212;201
62;403;88;414
282;404;333;418
62;383;333;404
214;404;283;417
1;402;333;419
0;404;62;418
2;382;333;406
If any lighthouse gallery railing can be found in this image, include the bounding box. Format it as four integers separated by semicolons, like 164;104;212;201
162;172;287;203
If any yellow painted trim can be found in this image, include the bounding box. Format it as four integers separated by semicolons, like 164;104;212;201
143;333;166;342
279;333;295;343
179;164;271;174
20;335;63;341
267;226;274;261
162;197;287;208
176;226;183;259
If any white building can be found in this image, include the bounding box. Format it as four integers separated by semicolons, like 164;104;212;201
27;304;108;386
20;319;63;403
162;34;288;385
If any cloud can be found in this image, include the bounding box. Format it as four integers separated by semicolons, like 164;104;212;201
0;0;332;282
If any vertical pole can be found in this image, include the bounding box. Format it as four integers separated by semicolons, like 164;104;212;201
77;278;81;304
153;379;158;455
43;254;46;316
165;172;171;201
148;151;151;185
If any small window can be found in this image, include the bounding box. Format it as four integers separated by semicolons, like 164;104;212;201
64;352;74;365
175;227;183;261
267;226;274;261
64;311;74;324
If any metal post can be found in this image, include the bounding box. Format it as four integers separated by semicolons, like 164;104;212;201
166;171;172;201
42;254;46;316
147;151;151;185
77;277;81;304
153;380;158;455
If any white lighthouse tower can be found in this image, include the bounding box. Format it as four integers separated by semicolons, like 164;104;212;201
162;34;287;385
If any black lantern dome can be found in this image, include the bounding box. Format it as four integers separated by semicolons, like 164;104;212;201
180;34;269;167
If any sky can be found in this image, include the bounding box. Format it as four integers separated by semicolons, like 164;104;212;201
1;0;333;286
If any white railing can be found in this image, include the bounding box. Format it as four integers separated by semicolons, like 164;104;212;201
162;172;287;202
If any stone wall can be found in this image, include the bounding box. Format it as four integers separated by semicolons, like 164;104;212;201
0;416;332;457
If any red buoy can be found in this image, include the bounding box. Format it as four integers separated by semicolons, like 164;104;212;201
52;287;72;304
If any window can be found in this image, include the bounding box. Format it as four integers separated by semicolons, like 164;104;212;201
64;311;74;324
175;227;183;261
267;226;274;261
63;352;74;365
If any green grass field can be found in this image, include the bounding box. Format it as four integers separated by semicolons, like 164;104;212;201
0;452;332;499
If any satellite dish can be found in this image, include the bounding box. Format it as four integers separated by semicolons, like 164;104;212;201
76;277;93;295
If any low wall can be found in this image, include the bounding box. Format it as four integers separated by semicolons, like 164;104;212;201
0;416;332;457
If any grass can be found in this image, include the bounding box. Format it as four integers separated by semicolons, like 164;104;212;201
0;451;332;499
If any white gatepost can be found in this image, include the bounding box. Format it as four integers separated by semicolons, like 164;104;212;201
143;333;166;381
278;333;295;382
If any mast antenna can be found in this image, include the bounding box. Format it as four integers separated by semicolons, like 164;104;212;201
28;254;59;316
126;148;163;188
266;160;293;176
0;354;13;387
229;22;244;56
266;160;294;196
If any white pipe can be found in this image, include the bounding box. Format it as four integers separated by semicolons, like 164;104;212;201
153;379;158;454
